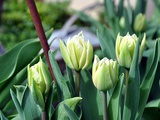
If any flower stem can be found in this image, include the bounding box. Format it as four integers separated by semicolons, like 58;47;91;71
102;91;108;120
124;69;129;103
42;109;47;120
75;71;80;96
26;0;56;83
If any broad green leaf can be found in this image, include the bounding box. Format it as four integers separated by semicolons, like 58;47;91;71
117;0;124;18
142;99;160;120
64;104;80;120
21;85;41;120
10;85;41;120
0;68;27;109
52;97;82;120
97;29;116;59
14;85;27;105
0;39;41;84
142;107;160;120
45;82;56;120
104;0;116;20
10;89;25;120
108;73;124;120
122;37;141;120
123;8;133;34
136;39;160;119
0;111;8;120
0;29;52;89
48;50;71;100
66;65;75;96
134;0;147;16
1;100;16;117
80;70;103;120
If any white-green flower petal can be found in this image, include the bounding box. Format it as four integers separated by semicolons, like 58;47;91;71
59;40;74;69
82;40;93;69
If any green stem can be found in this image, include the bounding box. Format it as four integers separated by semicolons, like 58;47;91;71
124;69;129;103
102;91;108;120
75;71;80;96
42;109;47;120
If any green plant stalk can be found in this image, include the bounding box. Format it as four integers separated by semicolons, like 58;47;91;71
102;91;107;120
75;71;80;96
42;109;47;120
124;69;129;103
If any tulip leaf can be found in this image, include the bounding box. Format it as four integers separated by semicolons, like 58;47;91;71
66;65;75;97
45;82;56;120
117;0;124;18
136;39;160;119
52;97;82;120
0;68;27;109
80;70;103;120
10;85;41;120
97;28;116;59
64;104;80;120
0;111;8;120
0;39;41;88
123;8;133;34
142;99;160;120
122;36;141;120
104;0;116;20
108;73;124;120
10;89;25;120
134;0;147;16
48;50;71;100
0;29;52;89
21;86;41;120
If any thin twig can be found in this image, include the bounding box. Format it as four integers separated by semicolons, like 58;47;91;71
26;0;56;83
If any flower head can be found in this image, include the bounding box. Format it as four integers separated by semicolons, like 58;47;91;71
92;55;119;91
28;58;52;110
134;13;147;32
60;32;93;71
116;32;146;69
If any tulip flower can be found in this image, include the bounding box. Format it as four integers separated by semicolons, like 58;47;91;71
134;13;147;32
92;55;119;91
119;17;125;29
27;58;52;110
59;32;93;71
115;32;146;69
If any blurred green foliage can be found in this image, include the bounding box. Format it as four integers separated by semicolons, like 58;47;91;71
0;0;71;50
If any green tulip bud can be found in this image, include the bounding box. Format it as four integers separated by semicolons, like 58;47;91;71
92;55;119;91
60;32;93;71
115;32;146;69
27;58;52;110
134;13;147;32
119;17;125;29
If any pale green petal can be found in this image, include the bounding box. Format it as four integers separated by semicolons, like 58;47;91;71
116;33;122;60
139;33;146;62
27;65;32;87
31;79;45;111
82;40;93;70
68;44;79;71
74;40;83;65
93;63;113;91
125;45;132;68
79;41;87;69
78;31;83;37
59;40;74;69
92;55;100;78
40;58;52;94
